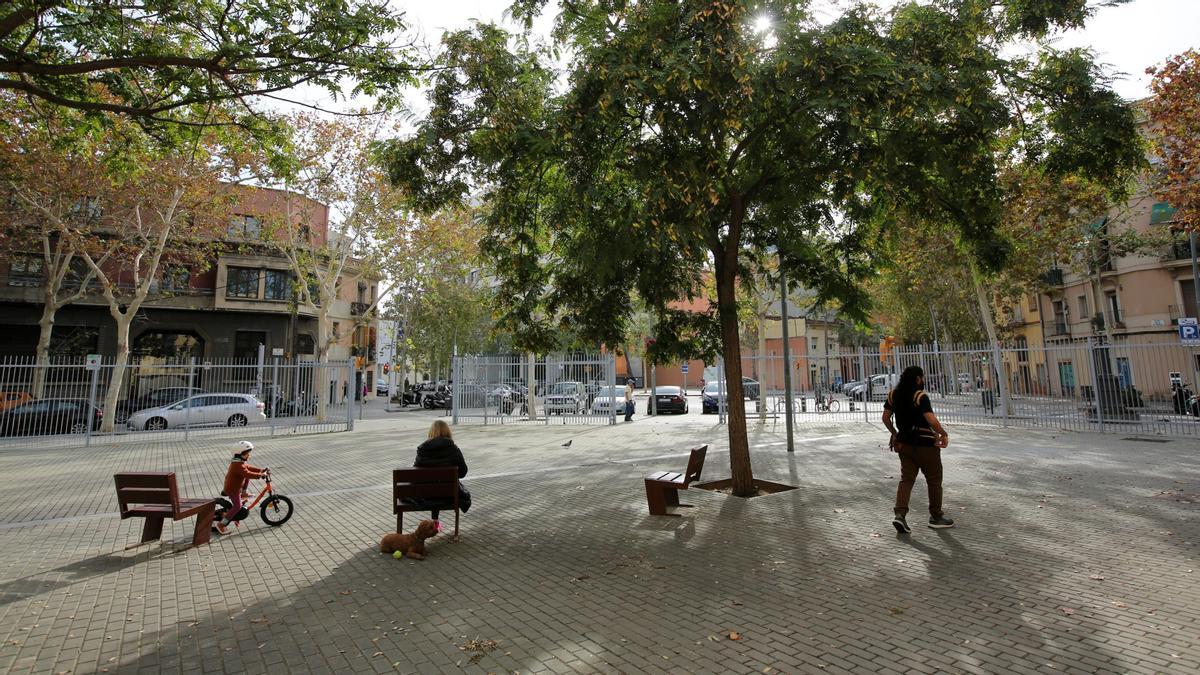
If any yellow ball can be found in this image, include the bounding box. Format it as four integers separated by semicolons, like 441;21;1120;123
393;550;403;559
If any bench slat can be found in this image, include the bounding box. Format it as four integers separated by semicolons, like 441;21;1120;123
117;487;175;504
394;484;457;499
648;472;683;483
114;473;174;489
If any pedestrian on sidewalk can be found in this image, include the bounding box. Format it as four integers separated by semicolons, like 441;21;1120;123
882;365;954;533
412;420;472;521
624;380;635;422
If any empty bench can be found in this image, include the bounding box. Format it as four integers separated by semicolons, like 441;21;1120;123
114;472;218;549
644;445;708;516
393;467;461;537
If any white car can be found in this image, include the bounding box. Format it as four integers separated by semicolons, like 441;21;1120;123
128;393;266;431
544;382;586;414
589;386;626;415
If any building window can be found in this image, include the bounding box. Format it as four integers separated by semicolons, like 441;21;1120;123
234;331;268;360
264;269;293;301
228;214;262;239
161;266;190;293
9;254;43;286
226;267;260;298
132;330;204;360
810;337;819;352
296;333;315;355
1077;295;1089;319
1106;292;1121;325
1027;293;1038;313
51;326;100;356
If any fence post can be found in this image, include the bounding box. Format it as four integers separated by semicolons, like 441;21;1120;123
859;347;868;421
185;358;195;441
608;352;617;425
85;360;99;448
991;341;1009;427
452;355;460;426
346;359;355;431
717;357;726;424
1086;337;1104;433
256;343;266;397
270;356;279;437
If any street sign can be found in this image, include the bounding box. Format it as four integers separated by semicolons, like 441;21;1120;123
1180;318;1200;346
85;354;101;371
680;363;689;374
272;347;284;357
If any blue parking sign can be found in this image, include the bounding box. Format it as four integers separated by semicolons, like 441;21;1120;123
1180;318;1200;346
681;362;689;374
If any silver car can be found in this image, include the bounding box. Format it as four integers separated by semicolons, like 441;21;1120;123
127;393;266;431
589;386;626;415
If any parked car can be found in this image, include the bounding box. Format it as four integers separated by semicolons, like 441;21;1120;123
450;384;489;408
651;386;688;414
741;377;760;400
376;378;390;396
850;374;898;401
544;381;587;414
127;393;266;431
0;391;33;413
701;382;727;414
116;386;207;424
956;373;975;393
589;385;626;416
0;398;102;436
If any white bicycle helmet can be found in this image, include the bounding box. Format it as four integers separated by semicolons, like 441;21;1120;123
235;440;254;455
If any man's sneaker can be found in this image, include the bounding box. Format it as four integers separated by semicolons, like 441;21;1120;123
215;522;228;535
928;516;955;529
892;515;911;534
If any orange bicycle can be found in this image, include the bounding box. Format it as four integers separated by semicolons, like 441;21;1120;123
214;468;293;528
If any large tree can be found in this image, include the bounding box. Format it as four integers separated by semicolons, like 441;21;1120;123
387;0;1140;496
0;0;420;131
1148;49;1200;233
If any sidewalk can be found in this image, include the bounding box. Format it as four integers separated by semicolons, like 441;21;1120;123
1;416;1199;673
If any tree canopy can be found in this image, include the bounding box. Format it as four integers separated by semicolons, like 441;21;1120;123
386;0;1141;496
1148;49;1200;233
0;0;421;132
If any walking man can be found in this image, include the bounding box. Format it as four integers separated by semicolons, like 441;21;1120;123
624;380;635;422
883;365;954;533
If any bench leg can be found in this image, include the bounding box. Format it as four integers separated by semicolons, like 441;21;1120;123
139;516;164;544
191;505;215;547
663;488;680;507
396;512;403;534
645;480;679;516
453;509;460;539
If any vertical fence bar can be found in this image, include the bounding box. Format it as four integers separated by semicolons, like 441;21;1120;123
859;348;868;421
84;361;99;448
992;341;1008;427
270;357;279;437
452;355;461;426
346;359;355;432
717;357;726;424
1086;337;1103;433
609;352;617;425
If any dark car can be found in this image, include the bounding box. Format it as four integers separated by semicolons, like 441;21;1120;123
741;377;760;400
116;386;206;423
701;382;727;414
651;386;688;414
0;398;102;436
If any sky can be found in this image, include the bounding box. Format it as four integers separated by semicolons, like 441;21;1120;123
397;0;1200;102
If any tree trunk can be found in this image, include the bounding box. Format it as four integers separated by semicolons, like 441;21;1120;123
968;263;1013;415
100;317;131;433
315;305;330;422
715;258;753;496
32;297;57;399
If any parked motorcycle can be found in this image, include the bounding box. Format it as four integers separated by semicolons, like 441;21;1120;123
264;389;318;418
422;387;452;409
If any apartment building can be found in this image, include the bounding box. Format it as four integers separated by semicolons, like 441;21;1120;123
0;185;378;384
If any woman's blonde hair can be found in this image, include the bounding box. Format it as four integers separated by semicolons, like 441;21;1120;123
427;419;453;440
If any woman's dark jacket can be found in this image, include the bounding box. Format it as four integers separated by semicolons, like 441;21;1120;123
412;437;471;511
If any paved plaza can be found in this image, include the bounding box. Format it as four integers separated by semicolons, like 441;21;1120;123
1;410;1199;674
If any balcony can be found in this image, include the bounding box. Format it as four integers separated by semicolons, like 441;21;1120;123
1002;309;1025;328
1164;240;1192;262
351;301;373;317
1049;321;1070;337
1040;268;1065;286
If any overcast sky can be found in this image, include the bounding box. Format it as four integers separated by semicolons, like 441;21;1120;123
400;0;1199;102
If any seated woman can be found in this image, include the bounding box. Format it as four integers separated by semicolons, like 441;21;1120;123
411;420;472;520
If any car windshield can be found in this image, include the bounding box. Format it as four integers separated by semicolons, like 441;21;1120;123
548;383;577;395
594;386;621;397
655;387;681;395
703;383;723;394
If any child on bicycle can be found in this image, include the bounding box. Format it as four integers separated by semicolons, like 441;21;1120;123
216;441;267;534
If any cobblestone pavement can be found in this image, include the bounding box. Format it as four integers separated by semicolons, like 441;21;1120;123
1;412;1199;674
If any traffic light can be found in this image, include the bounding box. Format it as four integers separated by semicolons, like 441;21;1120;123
383;363;390;374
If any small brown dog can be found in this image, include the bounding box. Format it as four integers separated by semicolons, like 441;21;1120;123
379;519;440;560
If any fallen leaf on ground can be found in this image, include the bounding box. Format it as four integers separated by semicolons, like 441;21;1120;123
870;532;882;538
728;631;742;641
1059;607;1076;615
1112;601;1128;608
834;508;846;513
1088;575;1105;581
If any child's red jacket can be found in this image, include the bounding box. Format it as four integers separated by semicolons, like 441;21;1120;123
223;459;266;496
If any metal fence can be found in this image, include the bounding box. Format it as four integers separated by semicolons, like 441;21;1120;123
450;353;619;425
0;355;355;449
728;339;1200;437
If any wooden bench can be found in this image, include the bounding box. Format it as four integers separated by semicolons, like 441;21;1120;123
393;467;461;537
114;472;218;549
644;445;708;516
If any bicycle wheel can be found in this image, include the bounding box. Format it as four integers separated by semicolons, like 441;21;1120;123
260;494;294;526
828;399;840;413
